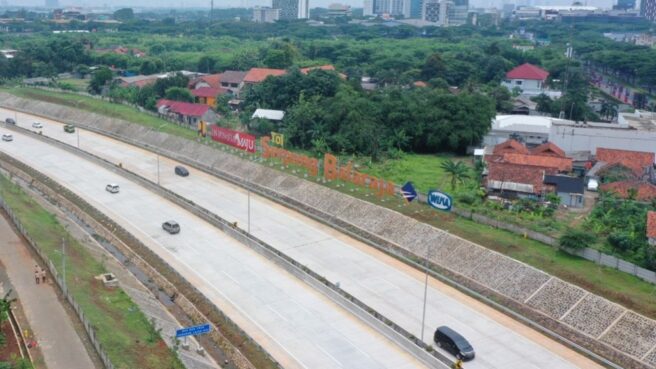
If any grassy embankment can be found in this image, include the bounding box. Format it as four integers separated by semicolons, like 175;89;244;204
0;174;185;369
5;86;656;319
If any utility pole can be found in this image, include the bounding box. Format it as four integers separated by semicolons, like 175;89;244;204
62;237;66;294
157;154;160;185
420;232;443;342
247;189;251;233
76;127;80;148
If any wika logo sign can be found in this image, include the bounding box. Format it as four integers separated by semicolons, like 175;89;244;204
427;190;452;211
211;126;256;153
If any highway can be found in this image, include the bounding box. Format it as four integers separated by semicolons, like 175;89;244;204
0;109;604;369
0;120;431;369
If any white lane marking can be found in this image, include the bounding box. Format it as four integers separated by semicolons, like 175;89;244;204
267;305;289;323
317;345;344;368
221;271;241;286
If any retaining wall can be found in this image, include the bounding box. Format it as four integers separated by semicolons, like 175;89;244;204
1;93;655;369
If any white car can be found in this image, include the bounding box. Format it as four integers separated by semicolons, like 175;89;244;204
32;122;43;129
1;134;12;142
105;184;120;194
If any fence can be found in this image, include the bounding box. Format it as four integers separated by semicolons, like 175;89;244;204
0;197;115;369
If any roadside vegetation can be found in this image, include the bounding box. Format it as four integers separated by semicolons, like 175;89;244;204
0;174;184;369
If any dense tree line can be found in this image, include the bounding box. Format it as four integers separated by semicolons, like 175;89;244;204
242;69;495;159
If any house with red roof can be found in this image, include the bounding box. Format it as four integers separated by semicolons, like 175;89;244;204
243;68;287;85
485;139;581;205
600;180;656;202
501;63;561;98
647;211;656;246
191;87;229;107
156;99;218;127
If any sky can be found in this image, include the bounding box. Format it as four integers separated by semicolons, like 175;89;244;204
5;0;618;10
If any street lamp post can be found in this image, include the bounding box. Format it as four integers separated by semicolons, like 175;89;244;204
247;189;251;233
76;127;80;148
61;236;66;294
420;231;444;342
157;154;160;185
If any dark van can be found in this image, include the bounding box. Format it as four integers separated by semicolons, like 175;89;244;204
434;326;475;361
174;165;189;177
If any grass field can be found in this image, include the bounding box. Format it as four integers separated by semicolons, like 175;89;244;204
6;86;656;319
0;174;184;369
57;78;89;92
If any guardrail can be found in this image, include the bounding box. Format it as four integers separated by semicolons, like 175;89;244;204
3;112;453;369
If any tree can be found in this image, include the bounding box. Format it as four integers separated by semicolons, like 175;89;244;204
113;8;134;22
420;53;446;81
559;228;594;251
139;58;163;75
164;87;194;102
88;67;113;94
197;56;217;74
440;160;470;190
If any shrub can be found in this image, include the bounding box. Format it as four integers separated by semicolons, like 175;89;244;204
559;228;595;251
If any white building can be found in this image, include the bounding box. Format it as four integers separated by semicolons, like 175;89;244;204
501;63;561;98
253;7;280;22
365;0;411;18
423;0;451;24
273;0;309;19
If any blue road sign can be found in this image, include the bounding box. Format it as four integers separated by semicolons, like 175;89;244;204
176;323;211;338
427;190;452;211
401;182;417;202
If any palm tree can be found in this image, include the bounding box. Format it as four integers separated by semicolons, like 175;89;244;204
440;160;470;190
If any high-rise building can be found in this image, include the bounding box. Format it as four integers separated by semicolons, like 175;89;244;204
449;0;468;25
45;0;59;8
641;0;656;21
614;0;635;10
364;0;374;16
410;0;423;18
253;6;280;22
423;0;451;25
365;0;411;17
272;0;309;19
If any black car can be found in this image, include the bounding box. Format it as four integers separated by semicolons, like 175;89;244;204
174;165;189;177
5;118;15;125
434;326;475;361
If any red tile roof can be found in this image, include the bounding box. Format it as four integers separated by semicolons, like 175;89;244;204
244;68;287;84
493;139;529;155
648;211;656;239
501;153;572;172
506;63;549;81
156;99;210;117
530;142;566;158
190;74;222;89
600;180;656;201
300;65;336;74
191;87;228;98
218;70;247;85
413;81;428;87
596;148;655;177
486;162;554;194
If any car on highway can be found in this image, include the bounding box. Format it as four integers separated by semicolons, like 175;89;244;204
64;124;75;133
174;165;189;177
1;134;13;142
105;184;120;194
5;118;16;125
434;326;475;361
162;220;180;234
32;122;43;129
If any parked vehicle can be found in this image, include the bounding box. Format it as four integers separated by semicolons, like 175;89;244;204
174;165;189;177
32;122;43;129
5;118;16;125
64;124;75;133
162;220;180;234
1;134;13;142
105;184;120;194
434;326;475;361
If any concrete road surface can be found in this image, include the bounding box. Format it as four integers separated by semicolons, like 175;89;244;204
0;109;605;369
0;126;430;369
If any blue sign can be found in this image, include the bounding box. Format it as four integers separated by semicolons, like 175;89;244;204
427;190;452;211
176;323;211;338
401;182;417;202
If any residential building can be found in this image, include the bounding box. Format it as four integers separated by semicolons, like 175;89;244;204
600;180;656;201
364;0;375;16
484;115;568;147
273;0;309;19
156;99;218;127
327;3;352;17
116;75;159;88
252;109;285;122
595;148;655;179
449;0;468;26
253;7;280;23
191;87;229;108
423;0;451;25
189;74;222;90
648;211;656;246
0;49;16;59
543;175;585;208
501;63;560;98
642;0;656;21
484;140;573;199
243;68;287;85
217;71;248;95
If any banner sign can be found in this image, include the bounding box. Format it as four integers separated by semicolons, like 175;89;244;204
401;182;417;202
427;190;452;211
324;153;395;197
261;137;319;176
175;323;211;338
271;132;285;147
211;126;256;153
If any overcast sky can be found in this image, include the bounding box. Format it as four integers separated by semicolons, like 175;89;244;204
6;0;618;10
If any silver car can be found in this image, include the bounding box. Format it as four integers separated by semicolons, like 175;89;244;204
32;122;43;129
105;184;120;194
2;134;13;142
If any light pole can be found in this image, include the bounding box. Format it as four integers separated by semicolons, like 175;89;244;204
76;127;80;148
157;154;160;185
247;189;251;233
420;232;443;342
61;236;66;294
